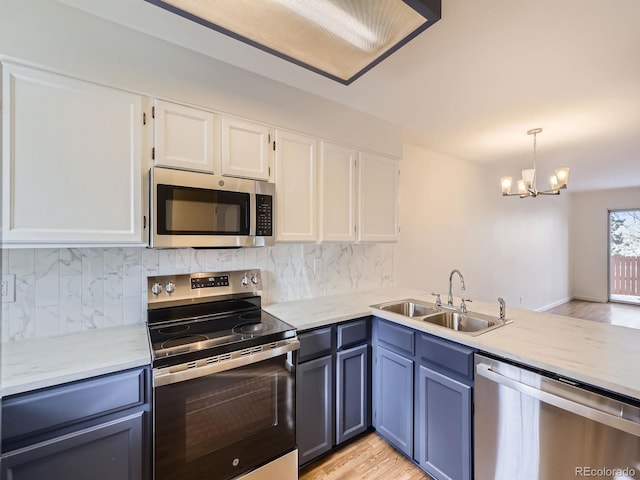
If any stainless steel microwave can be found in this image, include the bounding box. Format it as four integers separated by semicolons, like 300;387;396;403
150;167;275;248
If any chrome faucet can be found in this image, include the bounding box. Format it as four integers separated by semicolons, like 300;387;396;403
448;269;466;307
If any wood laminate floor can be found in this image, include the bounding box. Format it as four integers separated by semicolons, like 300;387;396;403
299;432;432;480
545;299;640;329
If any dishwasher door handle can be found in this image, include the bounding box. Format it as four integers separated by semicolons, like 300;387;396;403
476;363;640;437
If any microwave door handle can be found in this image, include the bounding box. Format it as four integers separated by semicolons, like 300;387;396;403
249;194;254;235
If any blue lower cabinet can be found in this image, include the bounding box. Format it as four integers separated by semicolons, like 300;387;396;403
416;365;472;480
297;320;372;467
336;344;369;444
296;355;334;466
1;412;145;480
373;318;475;480
0;366;151;480
373;345;414;457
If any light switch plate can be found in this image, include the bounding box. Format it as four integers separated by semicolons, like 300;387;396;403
2;274;15;303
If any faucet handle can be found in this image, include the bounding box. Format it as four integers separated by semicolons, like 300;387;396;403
460;298;472;313
430;292;442;307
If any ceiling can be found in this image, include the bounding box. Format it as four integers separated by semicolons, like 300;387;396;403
59;0;640;191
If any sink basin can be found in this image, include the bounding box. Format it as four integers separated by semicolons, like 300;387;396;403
422;310;502;335
371;299;507;336
374;299;439;317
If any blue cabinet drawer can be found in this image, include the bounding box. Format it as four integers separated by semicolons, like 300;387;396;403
417;333;474;379
298;327;333;363
337;319;368;350
375;319;414;357
2;367;148;443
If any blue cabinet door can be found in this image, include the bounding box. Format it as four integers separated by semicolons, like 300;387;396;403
373;345;413;456
336;344;369;444
296;354;334;466
416;365;472;480
1;411;145;480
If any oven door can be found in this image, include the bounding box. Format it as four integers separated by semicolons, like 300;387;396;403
151;167;256;248
153;345;298;480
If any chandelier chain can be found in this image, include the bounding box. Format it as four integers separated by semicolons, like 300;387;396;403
532;130;537;186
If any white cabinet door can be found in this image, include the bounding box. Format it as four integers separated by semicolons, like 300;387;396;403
275;130;317;242
153;99;218;173
2;63;144;245
221;116;272;181
319;142;357;242
357;152;399;242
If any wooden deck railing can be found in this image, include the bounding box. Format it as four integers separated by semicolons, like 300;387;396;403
610;255;640;295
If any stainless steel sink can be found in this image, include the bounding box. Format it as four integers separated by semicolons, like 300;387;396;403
421;310;503;335
374;299;440;317
371;299;507;336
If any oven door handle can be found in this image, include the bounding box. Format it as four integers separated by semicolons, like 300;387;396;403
154;338;300;387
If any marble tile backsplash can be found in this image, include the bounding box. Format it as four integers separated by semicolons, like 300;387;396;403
1;243;394;342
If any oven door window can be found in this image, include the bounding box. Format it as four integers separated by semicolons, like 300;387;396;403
157;184;250;235
154;355;295;480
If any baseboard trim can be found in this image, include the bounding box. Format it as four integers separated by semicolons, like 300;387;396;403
536;296;574;312
572;295;608;303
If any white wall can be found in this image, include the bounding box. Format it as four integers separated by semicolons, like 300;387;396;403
569;187;640;302
395;143;571;312
0;0;401;156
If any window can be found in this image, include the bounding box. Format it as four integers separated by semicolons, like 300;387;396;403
608;209;640;304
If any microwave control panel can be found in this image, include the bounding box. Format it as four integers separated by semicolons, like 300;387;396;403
255;194;273;237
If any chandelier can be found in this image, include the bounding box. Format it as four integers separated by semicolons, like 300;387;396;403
500;128;570;198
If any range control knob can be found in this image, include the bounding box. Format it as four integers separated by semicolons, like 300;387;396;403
165;281;176;294
151;282;163;296
250;273;259;285
241;274;249;286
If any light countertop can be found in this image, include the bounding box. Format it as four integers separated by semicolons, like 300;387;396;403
3;289;638;401
1;324;151;397
264;288;640;401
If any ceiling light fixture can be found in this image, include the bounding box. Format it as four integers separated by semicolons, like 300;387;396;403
500;128;570;198
144;0;442;85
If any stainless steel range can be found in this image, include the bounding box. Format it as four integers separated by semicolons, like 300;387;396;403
147;269;299;480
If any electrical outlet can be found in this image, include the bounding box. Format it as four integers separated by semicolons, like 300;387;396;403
2;274;15;303
519;296;524;305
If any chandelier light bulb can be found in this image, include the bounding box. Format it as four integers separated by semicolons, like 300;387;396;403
500;176;513;195
517;179;527;195
555;167;570;188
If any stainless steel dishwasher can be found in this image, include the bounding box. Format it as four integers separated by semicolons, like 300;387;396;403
474;353;640;480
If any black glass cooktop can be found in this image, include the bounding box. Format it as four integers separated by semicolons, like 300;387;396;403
148;298;296;368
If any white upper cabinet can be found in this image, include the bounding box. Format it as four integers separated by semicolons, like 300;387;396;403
275;130;317;242
1;63;145;245
221;116;272;181
319;142;357;242
357;151;399;242
153;99;219;173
